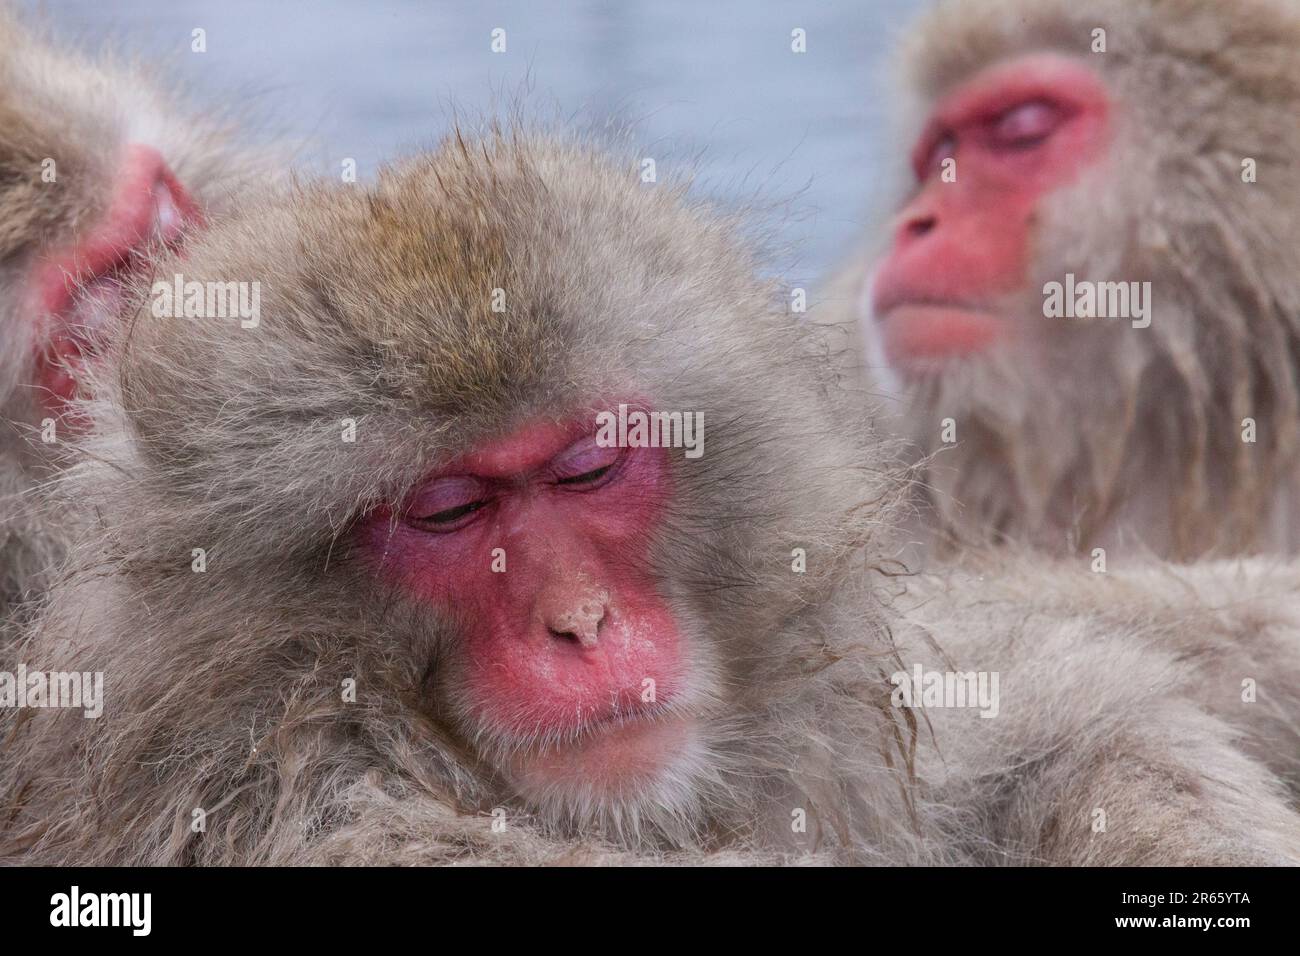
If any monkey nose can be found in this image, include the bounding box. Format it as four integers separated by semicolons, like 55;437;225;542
545;596;607;648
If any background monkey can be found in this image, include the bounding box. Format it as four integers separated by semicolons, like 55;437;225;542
826;0;1300;561
0;7;276;631
2;131;1297;865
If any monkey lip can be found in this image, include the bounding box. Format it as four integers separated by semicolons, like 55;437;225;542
509;710;695;794
875;301;1003;369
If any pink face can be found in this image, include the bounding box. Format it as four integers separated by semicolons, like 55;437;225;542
27;143;201;406
359;413;694;798
870;54;1111;373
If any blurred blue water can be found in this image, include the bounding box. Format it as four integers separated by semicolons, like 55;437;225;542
25;0;924;282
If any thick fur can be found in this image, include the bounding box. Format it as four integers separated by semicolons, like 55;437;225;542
898;556;1300;863
823;0;1300;561
0;6;280;631
1;132;1297;865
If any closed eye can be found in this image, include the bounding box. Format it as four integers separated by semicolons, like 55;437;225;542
550;434;624;489
555;463;614;487
406;498;492;533
987;100;1064;150
420;500;488;525
403;475;492;533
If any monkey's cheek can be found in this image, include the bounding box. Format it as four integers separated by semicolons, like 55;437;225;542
508;714;698;802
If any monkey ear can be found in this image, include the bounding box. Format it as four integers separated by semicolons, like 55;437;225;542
29;145;200;407
30;272;122;406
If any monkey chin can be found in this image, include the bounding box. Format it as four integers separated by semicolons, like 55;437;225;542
507;713;706;840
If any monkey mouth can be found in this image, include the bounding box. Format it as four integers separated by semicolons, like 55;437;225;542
518;696;678;746
574;704;673;739
507;708;696;796
873;299;1004;370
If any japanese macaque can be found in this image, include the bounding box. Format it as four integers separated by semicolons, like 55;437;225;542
2;131;1298;866
0;9;272;630
831;0;1300;561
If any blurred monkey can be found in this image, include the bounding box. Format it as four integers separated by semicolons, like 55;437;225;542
0;8;276;629
828;0;1300;561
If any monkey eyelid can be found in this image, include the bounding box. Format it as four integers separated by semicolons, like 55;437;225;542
552;462;619;489
549;435;625;488
405;498;493;533
403;476;493;532
419;499;489;526
983;100;1066;149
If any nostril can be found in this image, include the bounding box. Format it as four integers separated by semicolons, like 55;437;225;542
904;215;937;239
546;603;604;648
548;625;599;648
540;589;608;649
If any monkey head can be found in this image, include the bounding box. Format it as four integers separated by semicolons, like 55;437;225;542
858;0;1300;557
71;132;892;853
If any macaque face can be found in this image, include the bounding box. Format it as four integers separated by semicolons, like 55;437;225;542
870;54;1111;376
360;412;701;808
26;144;199;406
66;139;869;850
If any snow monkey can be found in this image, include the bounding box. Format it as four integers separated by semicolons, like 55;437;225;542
832;0;1300;561
0;7;275;630
2;132;1298;866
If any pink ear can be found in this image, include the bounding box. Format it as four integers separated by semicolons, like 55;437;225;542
29;143;202;406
